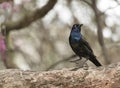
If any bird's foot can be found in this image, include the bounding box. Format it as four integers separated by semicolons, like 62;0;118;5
70;66;82;71
69;58;82;62
70;63;88;71
83;63;89;70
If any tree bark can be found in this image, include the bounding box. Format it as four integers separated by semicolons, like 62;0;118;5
0;63;120;88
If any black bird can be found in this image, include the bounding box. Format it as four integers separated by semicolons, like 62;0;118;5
69;24;102;70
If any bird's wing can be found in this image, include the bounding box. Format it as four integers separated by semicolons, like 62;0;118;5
80;38;93;53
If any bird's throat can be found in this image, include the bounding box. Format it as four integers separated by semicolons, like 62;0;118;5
71;32;81;42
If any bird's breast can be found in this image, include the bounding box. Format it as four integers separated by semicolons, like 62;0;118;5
70;42;79;48
70;36;81;44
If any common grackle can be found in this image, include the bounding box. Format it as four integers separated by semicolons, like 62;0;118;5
69;24;102;70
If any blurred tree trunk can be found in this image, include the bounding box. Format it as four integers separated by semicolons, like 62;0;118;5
0;63;120;88
92;0;110;65
1;0;57;68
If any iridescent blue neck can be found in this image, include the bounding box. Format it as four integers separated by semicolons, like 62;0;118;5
70;31;81;43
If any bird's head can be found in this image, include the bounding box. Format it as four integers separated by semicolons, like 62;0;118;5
72;24;83;32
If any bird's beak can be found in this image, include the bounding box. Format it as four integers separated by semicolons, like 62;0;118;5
79;24;83;32
80;24;83;27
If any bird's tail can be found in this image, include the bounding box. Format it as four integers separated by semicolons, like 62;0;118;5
89;55;102;67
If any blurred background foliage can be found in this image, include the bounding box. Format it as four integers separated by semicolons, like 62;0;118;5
0;0;120;71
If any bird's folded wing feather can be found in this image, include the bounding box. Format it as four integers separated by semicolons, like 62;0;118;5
80;38;93;53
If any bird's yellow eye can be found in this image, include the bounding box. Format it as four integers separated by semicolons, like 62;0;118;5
74;24;79;28
74;24;77;28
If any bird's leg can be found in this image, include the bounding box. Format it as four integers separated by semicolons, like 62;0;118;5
69;57;82;62
70;58;88;71
83;62;88;70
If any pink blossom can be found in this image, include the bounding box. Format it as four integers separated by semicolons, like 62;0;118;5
0;2;12;10
0;35;6;52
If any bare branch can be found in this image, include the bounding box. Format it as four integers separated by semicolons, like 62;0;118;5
81;0;93;8
0;0;13;3
46;55;77;71
5;0;57;32
100;3;120;16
